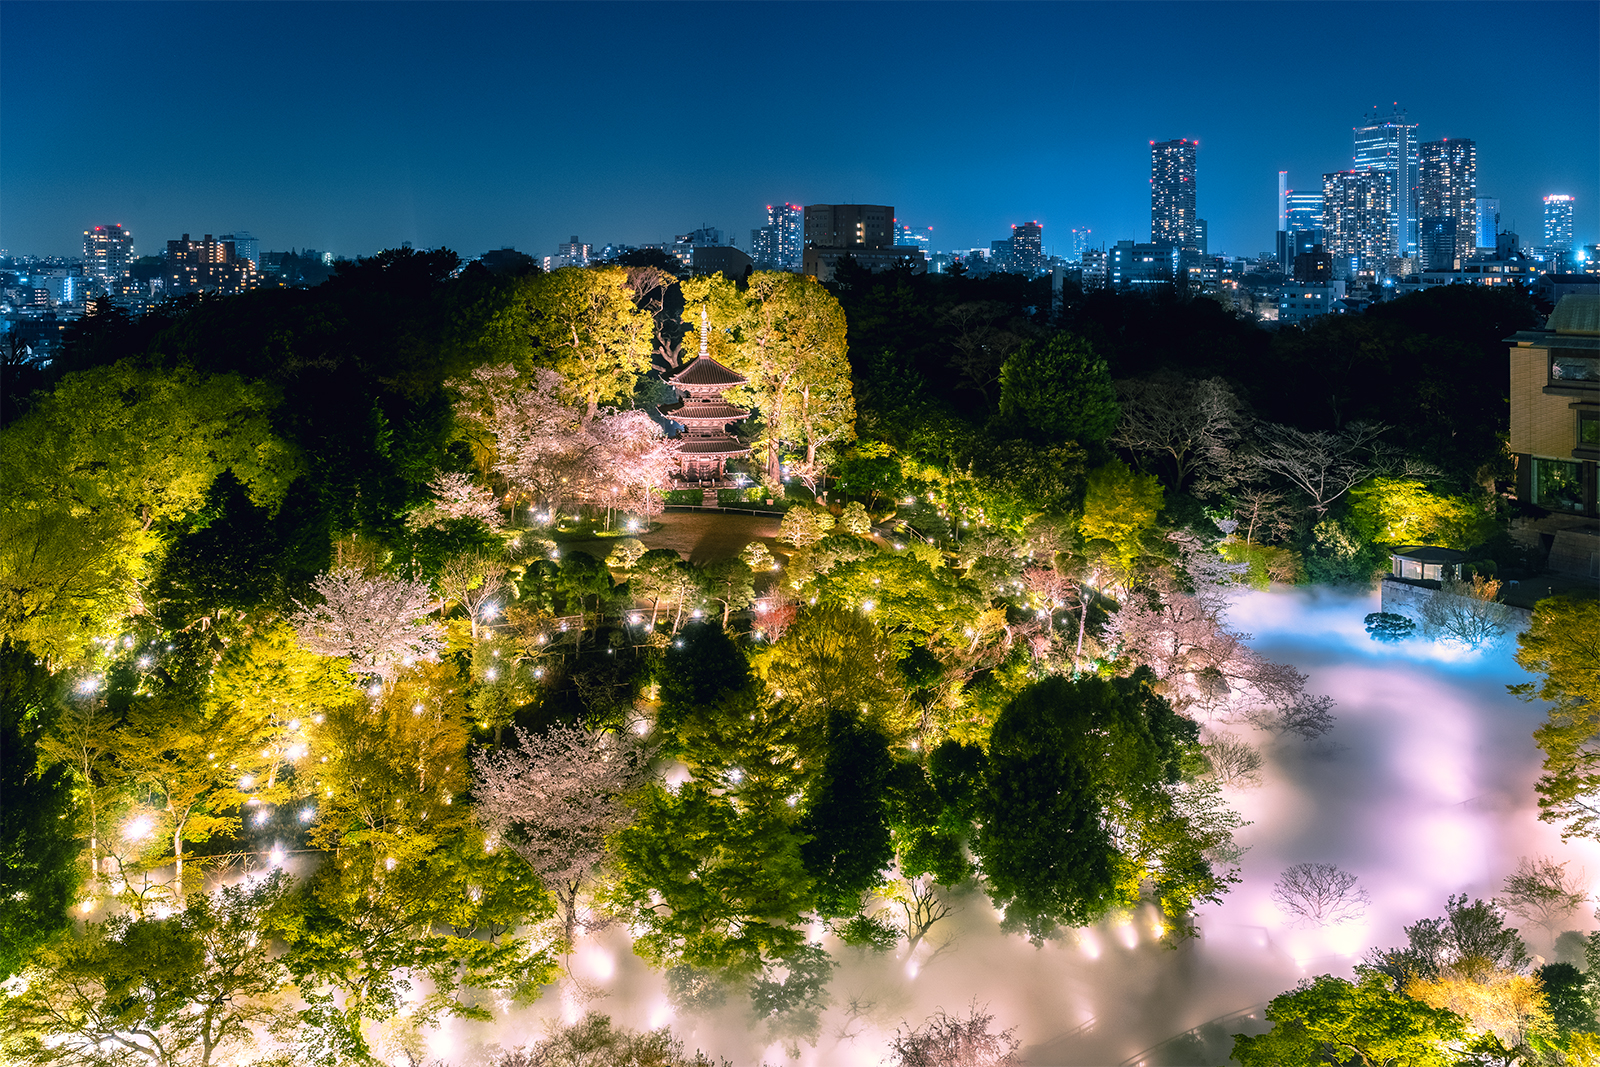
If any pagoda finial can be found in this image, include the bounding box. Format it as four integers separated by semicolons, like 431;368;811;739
698;304;710;361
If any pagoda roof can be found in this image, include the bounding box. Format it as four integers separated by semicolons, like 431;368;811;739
677;437;751;456
668;356;747;387
660;399;750;421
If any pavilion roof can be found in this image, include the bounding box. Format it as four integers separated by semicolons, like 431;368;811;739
677;437;751;456
669;356;747;387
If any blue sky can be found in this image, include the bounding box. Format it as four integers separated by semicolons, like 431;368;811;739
3;1;1596;260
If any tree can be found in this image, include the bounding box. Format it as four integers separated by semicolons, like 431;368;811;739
521;266;655;420
437;551;508;641
290;565;443;683
777;506;835;548
0;641;80;977
491;1011;728;1067
1347;477;1494;550
888;1001;1021;1067
284;660;555;1051
1417;574;1515;650
766;605;907;747
1498;855;1587;934
610;686;813;978
1250;420;1387;515
419;470;505;529
472;723;652;946
974;672;1220;942
1366;895;1530;982
1232;970;1467;1067
1201;730;1264;789
800;711;896;918
1272;863;1371;927
1515;597;1600;838
1111;374;1241;492
1078;459;1163;580
996;334;1119;445
1406;962;1556;1055
1365;612;1417;643
700;558;755;627
0;872;297;1067
727;272;851;483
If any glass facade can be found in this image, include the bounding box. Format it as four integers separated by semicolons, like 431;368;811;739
1580;410;1599;448
1550;350;1600;384
1533;457;1585;512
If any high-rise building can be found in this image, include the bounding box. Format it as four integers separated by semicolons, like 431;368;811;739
558;236;592;266
1285;190;1324;233
218;231;260;267
1194;219;1208;256
1417;139;1476;263
1475;198;1501;251
751;203;803;271
1010;221;1044;275
1352;107;1419;261
1071;227;1093;256
1150;138;1199;248
895;223;932;251
1323;170;1394;276
83;223;134;295
1545;195;1576;251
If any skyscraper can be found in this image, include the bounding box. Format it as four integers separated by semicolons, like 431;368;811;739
751;202;803;270
1417;139;1476;264
1150;138;1198;248
1352;107;1419;262
1545;195;1576;251
1010;222;1044;275
1323;170;1394;276
83;223;134;294
1071;227;1093;256
1475;198;1501;251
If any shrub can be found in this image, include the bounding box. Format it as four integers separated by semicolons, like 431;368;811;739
836;913;900;951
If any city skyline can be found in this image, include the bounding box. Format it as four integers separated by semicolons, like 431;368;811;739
2;1;1596;261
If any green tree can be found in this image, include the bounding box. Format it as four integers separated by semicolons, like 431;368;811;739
1513;598;1600;838
727;272;851;482
610;684;814;978
1078;459;1163;580
800;711;896;918
700;558;755;627
996;334;1119;445
0;641;80;977
521;266;655;420
282;660;555;1051
1232;969;1468;1067
1347;477;1496;550
0;872;298;1067
974;671;1215;942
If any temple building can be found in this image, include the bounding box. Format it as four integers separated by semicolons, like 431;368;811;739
659;307;752;485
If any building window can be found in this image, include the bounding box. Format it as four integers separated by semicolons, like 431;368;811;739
1533;457;1585;512
1551;349;1600;384
1579;409;1600;448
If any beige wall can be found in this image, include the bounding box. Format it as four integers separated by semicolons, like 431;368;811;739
1509;344;1580;457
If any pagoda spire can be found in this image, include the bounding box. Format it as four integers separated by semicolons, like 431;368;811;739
698;304;710;361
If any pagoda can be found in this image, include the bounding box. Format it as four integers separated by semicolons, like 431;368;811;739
659;306;752;483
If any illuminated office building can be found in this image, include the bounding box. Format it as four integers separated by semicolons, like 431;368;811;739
1071;227;1092;256
218;231;260;267
1010;221;1044;275
1150;138;1199;248
1545;195;1576;251
1417;139;1476;263
801;204;923;281
83;223;134;294
1352;107;1419;261
1475;198;1501;251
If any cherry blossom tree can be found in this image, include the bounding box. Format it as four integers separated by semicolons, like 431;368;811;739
472;723;653;947
588;409;679;518
290;566;442;683
418;470;505;529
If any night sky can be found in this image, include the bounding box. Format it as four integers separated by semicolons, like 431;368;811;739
3;1;1596;261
